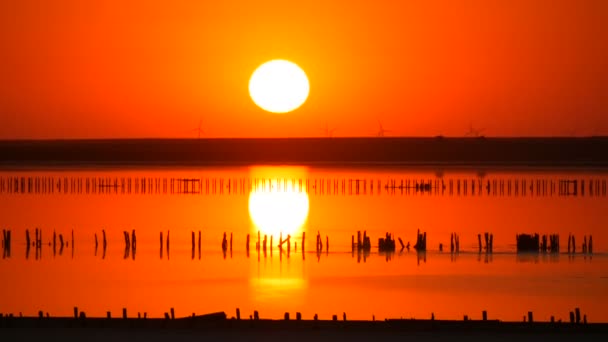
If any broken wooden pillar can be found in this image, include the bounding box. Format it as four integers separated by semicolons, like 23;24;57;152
123;308;127;319
73;307;78;319
575;308;581;324
528;311;533;323
236;308;240;320
284;312;290;320
107;311;111;319
254;310;259;320
170;308;175;320
482;311;487;321
570;311;575;323
296;312;301;321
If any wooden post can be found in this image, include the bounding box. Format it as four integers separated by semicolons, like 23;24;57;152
528;311;533;323
575;308;581;324
296;312;302;321
123;308;127;319
170;307;175;320
230;232;233;251
484;232;489;252
131;229;136;251
107;311;111;319
284;312;290;320
570;311;575;323
102;229;107;250
166;230;170;252
191;231;195;252
482;311;487;321
73;307;78;319
198;231;202;254
254;310;259;320
236;308;240;320
450;233;454;253
326;236;329;253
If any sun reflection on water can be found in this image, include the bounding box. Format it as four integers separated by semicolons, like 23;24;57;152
248;166;310;238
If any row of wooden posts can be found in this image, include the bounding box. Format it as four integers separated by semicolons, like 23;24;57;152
3;175;607;198
2;229;598;260
1;306;591;324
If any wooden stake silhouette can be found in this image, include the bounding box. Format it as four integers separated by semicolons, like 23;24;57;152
160;231;164;259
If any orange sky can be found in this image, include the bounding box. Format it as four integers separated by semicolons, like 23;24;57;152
1;0;607;139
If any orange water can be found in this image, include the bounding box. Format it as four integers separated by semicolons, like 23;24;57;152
0;166;606;321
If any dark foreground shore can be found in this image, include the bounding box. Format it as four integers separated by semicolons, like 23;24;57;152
1;137;607;167
2;315;608;342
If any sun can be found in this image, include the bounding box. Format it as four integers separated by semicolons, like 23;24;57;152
249;60;309;114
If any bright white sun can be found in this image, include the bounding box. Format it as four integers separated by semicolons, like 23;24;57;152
249;59;309;114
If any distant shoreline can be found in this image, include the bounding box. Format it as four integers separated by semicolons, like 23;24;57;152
1;137;607;168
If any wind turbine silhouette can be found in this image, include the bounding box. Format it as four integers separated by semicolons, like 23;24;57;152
464;123;485;137
321;121;338;137
376;120;391;137
193;120;205;139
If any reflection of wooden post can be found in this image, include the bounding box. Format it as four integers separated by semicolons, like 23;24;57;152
198;231;202;254
302;232;305;252
478;234;482;253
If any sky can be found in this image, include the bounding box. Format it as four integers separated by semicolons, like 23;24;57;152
0;0;607;139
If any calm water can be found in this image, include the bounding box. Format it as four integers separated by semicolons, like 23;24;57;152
1;166;607;322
